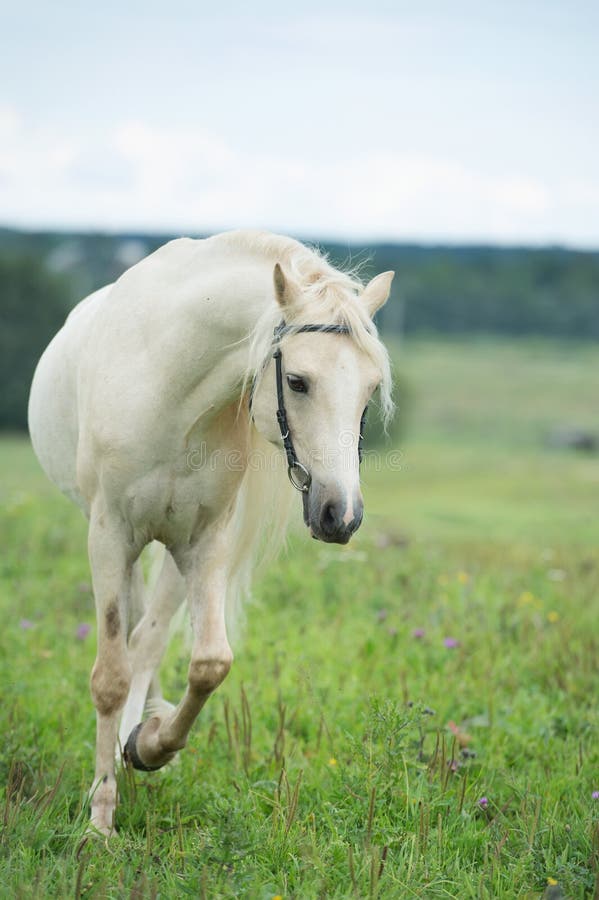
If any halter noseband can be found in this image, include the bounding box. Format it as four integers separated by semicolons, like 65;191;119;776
252;320;368;493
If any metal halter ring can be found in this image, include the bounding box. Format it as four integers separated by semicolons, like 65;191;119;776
287;461;312;493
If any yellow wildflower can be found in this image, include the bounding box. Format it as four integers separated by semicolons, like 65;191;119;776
328;757;337;766
547;611;559;623
547;877;558;886
457;571;470;584
518;591;535;606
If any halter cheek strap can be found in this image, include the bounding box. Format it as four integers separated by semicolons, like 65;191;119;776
273;345;308;489
252;320;368;493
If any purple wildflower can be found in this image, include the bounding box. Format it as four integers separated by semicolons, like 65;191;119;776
592;790;599;800
76;623;91;640
19;619;34;630
443;637;460;649
412;628;425;639
478;797;488;809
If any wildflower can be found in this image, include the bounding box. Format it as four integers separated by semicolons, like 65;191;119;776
478;797;488;809
412;628;425;639
19;619;34;630
592;790;599;800
328;757;337;767
518;591;535;606
76;623;91;640
443;637;460;649
376;609;388;623
457;571;469;584
547;611;559;623
547;877;558;886
273;895;283;900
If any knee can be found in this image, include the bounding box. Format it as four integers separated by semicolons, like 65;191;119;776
91;658;131;716
188;653;232;696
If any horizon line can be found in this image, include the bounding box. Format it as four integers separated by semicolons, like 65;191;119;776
1;221;598;254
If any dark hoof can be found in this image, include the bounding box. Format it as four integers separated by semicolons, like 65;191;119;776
123;722;164;772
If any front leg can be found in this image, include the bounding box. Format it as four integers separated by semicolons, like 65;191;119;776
87;506;136;836
124;521;232;771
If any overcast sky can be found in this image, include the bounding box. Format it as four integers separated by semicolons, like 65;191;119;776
1;0;598;246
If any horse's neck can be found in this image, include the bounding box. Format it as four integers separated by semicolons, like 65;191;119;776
101;239;275;416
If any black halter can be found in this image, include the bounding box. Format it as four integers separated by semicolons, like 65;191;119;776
252;320;368;493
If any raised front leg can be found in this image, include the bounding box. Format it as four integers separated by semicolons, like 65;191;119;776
124;522;232;772
87;507;136;836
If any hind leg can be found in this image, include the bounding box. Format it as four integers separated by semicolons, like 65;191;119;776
118;550;185;753
127;545;174;714
127;558;146;636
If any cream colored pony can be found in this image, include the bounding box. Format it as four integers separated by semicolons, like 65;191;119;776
28;230;394;836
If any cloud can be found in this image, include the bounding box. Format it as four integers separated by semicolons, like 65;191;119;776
0;111;596;246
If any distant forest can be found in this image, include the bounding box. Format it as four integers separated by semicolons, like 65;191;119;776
1;226;598;428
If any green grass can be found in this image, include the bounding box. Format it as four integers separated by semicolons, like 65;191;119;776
1;337;598;898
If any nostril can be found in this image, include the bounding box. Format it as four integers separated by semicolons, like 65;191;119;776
321;502;337;533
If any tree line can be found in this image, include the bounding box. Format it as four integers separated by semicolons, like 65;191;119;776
0;227;597;429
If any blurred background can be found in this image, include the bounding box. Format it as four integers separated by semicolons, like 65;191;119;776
1;0;598;544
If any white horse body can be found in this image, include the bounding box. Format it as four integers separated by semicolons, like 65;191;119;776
30;236;272;531
28;230;394;835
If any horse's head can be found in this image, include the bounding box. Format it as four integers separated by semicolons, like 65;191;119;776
251;263;394;544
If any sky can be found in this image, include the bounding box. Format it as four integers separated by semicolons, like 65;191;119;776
1;0;598;246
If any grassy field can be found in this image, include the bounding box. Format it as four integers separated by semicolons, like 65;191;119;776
1;338;598;898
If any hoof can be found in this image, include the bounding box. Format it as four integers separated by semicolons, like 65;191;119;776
123;722;164;772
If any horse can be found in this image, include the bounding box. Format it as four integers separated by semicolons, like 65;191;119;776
28;230;394;836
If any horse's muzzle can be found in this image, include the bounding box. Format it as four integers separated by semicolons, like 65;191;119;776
306;491;364;544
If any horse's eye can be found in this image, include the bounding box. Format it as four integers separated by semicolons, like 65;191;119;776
286;374;308;394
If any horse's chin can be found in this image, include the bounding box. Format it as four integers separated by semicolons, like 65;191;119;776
310;528;352;545
307;523;354;545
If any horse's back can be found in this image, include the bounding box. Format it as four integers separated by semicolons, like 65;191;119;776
28;284;112;511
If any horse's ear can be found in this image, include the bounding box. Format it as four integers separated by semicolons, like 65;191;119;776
361;271;395;317
273;263;300;309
